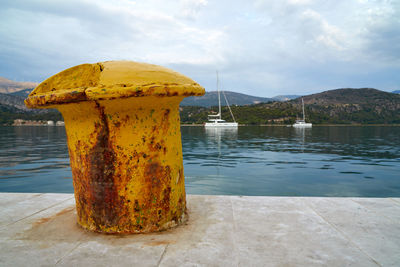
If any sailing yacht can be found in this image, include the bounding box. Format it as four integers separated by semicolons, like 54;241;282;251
204;72;238;128
293;97;312;128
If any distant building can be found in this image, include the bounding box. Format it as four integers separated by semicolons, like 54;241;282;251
47;121;55;126
13;119;25;125
13;119;46;126
56;121;65;126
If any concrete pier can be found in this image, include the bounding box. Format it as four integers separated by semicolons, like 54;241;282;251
1;193;399;266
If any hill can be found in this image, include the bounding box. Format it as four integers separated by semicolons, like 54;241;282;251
289;88;400;124
10;88;32;97
272;95;300;101
0;77;38;94
295;88;399;105
1;87;399;125
180;91;298;107
288;88;400;124
0;103;62;125
0;93;28;110
0;92;61;125
181;91;273;107
6;87;294;108
180;88;400;125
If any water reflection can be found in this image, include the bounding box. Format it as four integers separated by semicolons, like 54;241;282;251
1;126;400;197
292;127;312;152
203;127;238;176
205;127;238;154
0;126;72;193
205;127;238;139
182;126;400;197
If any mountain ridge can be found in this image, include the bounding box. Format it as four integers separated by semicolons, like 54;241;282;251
1;85;399;125
181;88;400;125
181;91;274;106
295;88;399;105
0;77;38;94
0;93;29;111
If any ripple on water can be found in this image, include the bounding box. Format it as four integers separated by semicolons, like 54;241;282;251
1;126;400;197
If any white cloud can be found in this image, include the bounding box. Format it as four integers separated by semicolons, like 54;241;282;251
300;9;346;52
0;0;399;96
179;0;208;19
288;0;313;5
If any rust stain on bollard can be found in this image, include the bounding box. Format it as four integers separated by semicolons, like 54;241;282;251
25;61;204;233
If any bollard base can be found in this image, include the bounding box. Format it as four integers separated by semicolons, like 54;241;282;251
61;97;188;234
76;210;188;234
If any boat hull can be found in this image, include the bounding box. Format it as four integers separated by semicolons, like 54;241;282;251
204;122;238;128
293;123;312;128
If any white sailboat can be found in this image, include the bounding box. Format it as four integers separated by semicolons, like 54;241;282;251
293;97;312;128
204;72;238;128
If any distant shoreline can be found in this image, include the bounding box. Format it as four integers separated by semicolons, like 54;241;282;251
5;123;400;127
8;124;65;127
182;124;400;127
10;119;65;126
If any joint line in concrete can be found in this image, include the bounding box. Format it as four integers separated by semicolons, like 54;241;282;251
229;196;240;267
157;243;169;267
55;241;83;265
3;196;75;229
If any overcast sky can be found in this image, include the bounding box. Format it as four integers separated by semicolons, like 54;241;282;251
0;0;399;97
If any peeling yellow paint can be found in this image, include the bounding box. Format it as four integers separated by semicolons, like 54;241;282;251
25;61;204;108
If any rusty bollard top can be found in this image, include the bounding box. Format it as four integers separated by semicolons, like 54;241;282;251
25;61;204;108
25;61;204;234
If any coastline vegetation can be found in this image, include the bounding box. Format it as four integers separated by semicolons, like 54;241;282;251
2;88;399;126
0;105;62;125
179;102;400;125
1;102;399;126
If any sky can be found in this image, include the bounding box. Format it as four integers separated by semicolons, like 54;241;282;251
0;0;399;97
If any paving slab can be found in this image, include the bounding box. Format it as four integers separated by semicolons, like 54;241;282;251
304;197;400;266
0;193;399;267
230;196;378;266
0;193;74;228
351;198;400;223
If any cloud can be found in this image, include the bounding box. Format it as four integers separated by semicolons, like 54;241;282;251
359;1;400;65
300;9;346;51
178;0;208;20
0;0;399;96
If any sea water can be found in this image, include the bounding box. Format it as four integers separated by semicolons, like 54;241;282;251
0;126;399;197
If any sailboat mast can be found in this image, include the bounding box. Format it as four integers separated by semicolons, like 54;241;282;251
217;71;221;120
302;97;305;121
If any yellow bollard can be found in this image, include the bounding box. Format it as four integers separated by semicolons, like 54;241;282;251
25;61;204;233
